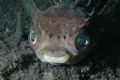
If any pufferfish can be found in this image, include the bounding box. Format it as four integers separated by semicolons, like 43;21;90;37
24;0;95;65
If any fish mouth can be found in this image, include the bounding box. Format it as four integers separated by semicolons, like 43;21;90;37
36;46;70;64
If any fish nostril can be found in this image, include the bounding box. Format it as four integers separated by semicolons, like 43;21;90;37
57;35;60;39
63;35;66;40
48;32;53;38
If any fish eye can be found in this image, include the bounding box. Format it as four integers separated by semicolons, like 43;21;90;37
75;31;90;51
29;30;37;45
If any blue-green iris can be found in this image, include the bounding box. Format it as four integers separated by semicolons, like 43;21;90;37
29;31;37;44
75;32;89;51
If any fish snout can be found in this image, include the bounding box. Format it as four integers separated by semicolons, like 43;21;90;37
37;46;70;64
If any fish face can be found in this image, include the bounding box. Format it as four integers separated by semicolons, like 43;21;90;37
29;3;91;65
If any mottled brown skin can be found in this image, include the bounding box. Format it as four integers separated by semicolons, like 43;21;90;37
28;3;90;65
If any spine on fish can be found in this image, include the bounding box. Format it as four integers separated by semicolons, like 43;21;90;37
23;0;38;17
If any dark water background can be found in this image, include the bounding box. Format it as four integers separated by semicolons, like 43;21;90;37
0;0;120;80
